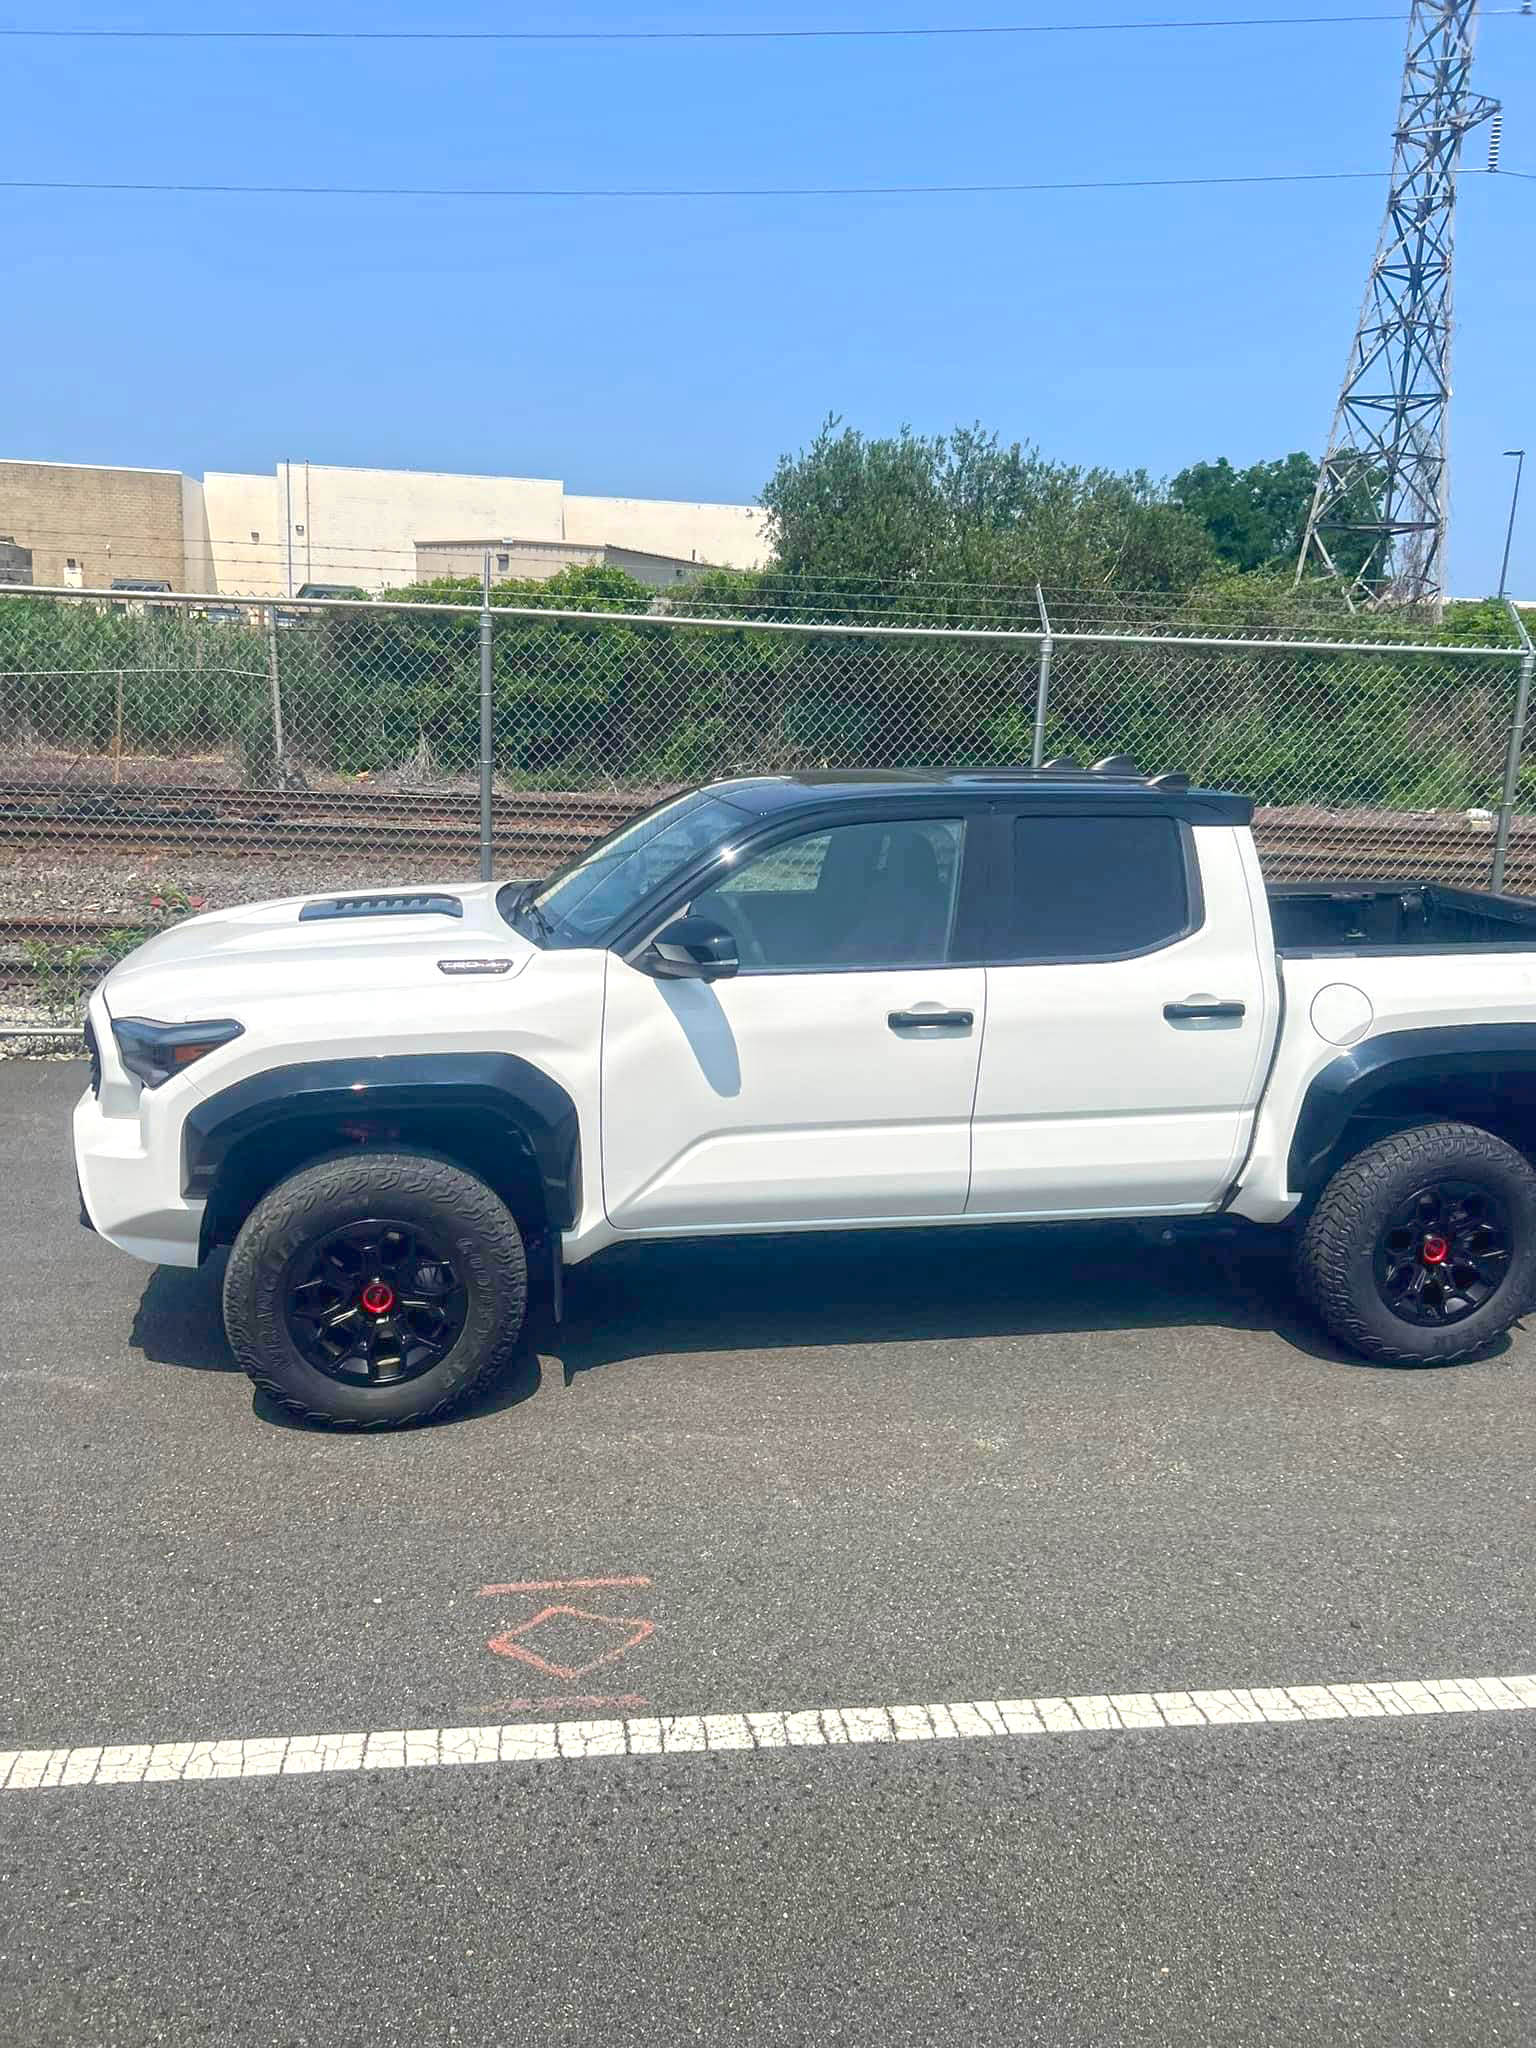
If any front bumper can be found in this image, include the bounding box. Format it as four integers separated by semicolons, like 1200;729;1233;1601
72;1016;206;1269
73;1085;205;1267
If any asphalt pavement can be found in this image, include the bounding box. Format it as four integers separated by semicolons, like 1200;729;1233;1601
2;1058;1533;2046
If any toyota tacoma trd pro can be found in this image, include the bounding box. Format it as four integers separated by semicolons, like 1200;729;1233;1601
73;762;1536;1426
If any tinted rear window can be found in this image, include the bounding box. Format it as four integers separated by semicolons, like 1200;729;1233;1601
1004;814;1193;961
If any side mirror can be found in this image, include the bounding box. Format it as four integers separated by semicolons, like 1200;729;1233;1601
641;915;739;982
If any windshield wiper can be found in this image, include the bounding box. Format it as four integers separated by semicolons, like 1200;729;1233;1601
507;881;554;942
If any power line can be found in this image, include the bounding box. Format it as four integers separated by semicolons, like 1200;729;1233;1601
9;166;1526;202
0;13;1443;43
0;168;1396;201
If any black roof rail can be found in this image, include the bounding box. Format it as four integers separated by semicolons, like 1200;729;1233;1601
1013;755;1198;790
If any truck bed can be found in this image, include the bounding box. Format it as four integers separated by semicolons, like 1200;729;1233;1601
1268;880;1536;954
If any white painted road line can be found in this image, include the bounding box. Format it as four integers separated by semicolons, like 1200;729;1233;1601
3;1673;1532;1795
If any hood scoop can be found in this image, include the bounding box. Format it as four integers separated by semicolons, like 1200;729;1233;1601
298;891;464;924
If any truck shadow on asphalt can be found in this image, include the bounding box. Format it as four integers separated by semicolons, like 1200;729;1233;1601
128;1218;1509;1427
543;1221;1430;1385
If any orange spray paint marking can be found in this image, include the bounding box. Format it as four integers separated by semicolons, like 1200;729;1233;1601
486;1605;656;1682
478;1577;652;1596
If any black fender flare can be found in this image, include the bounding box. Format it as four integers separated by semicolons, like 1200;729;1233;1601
1287;1023;1536;1197
181;1052;582;1229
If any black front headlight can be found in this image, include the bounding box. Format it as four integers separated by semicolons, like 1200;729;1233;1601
111;1017;243;1089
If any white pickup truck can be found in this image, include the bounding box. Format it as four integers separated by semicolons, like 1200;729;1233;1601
74;763;1536;1426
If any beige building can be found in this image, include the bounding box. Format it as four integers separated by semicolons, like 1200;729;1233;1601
0;459;212;592
414;535;714;590
0;455;770;598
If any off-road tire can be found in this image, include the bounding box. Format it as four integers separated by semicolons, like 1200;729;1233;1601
1296;1121;1536;1365
223;1151;528;1427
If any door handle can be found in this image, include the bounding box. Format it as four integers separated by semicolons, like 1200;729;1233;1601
888;1009;974;1032
1164;997;1246;1022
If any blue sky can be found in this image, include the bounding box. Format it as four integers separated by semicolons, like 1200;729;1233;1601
2;3;1533;592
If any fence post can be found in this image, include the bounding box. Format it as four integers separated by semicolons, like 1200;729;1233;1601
1492;601;1536;894
1031;583;1053;769
264;602;286;787
479;555;494;881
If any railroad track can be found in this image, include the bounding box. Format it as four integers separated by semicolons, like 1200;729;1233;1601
0;780;637;826
0;784;637;861
3;826;1531;945
1;783;1531;863
15;822;1528;877
3;794;1534;999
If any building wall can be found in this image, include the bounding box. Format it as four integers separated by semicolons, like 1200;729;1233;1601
3;457;772;598
0;459;188;590
179;473;214;593
604;544;717;590
415;538;605;583
288;463;567;595
564;492;770;569
415;536;714;591
202;471;287;596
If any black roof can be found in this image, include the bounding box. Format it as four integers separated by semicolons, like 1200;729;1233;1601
708;761;1252;827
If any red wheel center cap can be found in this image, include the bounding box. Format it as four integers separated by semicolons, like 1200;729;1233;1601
1421;1235;1450;1266
361;1280;396;1315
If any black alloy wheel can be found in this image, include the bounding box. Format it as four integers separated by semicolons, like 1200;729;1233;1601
225;1152;529;1427
1298;1122;1536;1366
283;1217;469;1386
1372;1179;1512;1327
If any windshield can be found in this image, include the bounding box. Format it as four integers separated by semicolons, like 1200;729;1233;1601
504;790;751;947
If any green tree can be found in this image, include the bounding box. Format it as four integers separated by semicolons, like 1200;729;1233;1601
1435;597;1526;648
761;416;1215;609
761;418;946;586
1169;453;1320;573
1171;451;1393;587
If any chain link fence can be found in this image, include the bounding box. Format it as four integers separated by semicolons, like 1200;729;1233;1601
2;584;1532;1022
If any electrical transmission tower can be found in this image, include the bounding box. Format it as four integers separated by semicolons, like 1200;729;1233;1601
1297;1;1499;609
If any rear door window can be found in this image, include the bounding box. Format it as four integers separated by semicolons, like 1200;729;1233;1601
1000;814;1194;962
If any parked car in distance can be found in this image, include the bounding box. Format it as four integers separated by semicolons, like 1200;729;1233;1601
74;760;1536;1425
274;583;370;630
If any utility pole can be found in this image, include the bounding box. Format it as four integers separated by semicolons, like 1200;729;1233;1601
1499;448;1525;599
1297;2;1499;610
479;554;494;881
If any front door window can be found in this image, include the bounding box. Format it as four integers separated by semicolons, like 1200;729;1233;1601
692;818;964;973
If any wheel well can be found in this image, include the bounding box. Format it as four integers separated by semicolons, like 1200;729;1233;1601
199;1106;549;1256
1309;1070;1536;1195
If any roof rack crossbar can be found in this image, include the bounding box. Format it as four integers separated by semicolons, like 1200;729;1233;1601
936;756;1198;789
